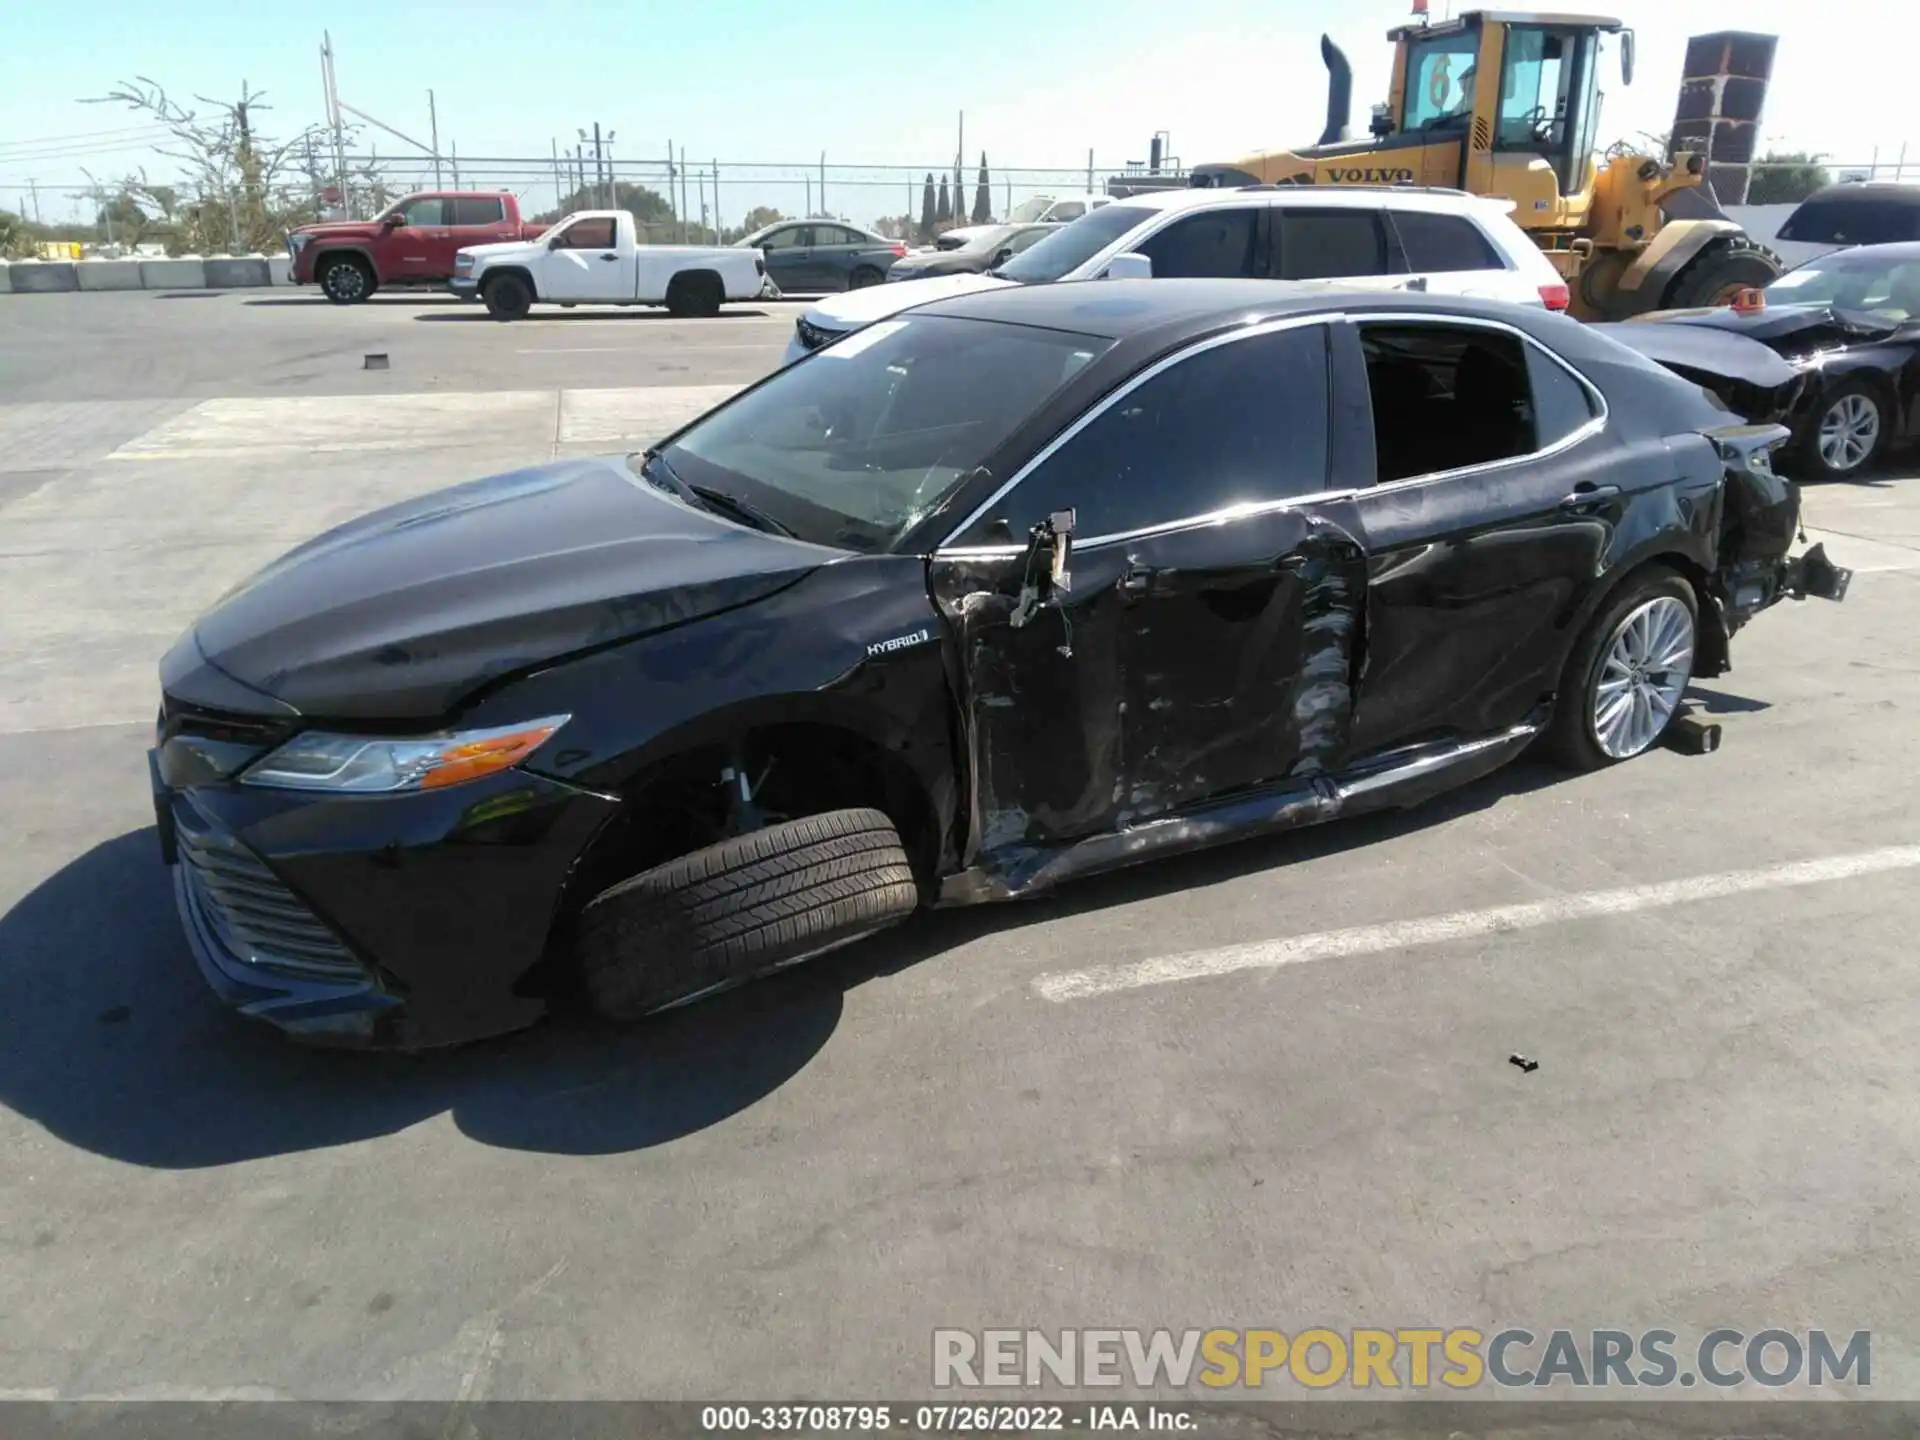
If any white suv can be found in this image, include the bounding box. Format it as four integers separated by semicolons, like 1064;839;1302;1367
783;186;1568;364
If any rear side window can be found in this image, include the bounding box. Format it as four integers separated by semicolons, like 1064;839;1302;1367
1138;208;1263;278
1358;324;1542;481
1390;210;1505;272
1525;345;1599;446
1779;194;1920;246
1273;210;1390;279
451;197;505;226
984;325;1331;540
816;225;858;245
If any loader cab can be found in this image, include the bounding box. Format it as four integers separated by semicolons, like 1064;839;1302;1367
1390;11;1625;202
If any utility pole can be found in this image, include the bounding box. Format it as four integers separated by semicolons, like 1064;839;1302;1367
593;123;605;204
428;90;442;187
551;138;563;211
712;157;719;238
28;177;41;225
805;174;811;219
603;130;617;208
679;145;690;243
666;139;675;241
1086;148;1094;193
956;111;964;225
819;151;827;217
574;145;586;203
450;140;460;189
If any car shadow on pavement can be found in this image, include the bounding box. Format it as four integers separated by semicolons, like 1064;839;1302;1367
0;826;842;1168
0;761;1568;1171
1684;683;1772;716
243;295;464;308
410;309;775;323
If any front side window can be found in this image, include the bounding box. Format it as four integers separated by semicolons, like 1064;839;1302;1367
553;217;616;249
1402;29;1481;130
975;325;1331;542
1138;208;1262;279
1495;28;1570;150
392;196;447;227
664;317;1110;552
1273;210;1389;279
1359;324;1564;481
451;197;505;226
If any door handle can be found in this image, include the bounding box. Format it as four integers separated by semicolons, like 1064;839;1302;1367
1559;483;1621;509
599;253;618;262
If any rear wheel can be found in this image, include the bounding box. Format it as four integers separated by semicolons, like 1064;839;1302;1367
665;271;723;318
1664;238;1781;309
1795;379;1889;479
847;265;884;290
482;272;532;321
1544;569;1699;771
575;807;919;1021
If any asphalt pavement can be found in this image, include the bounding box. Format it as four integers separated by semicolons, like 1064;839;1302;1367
2;289;1919;1407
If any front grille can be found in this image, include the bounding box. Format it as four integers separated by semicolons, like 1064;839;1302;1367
795;317;839;352
176;807;366;983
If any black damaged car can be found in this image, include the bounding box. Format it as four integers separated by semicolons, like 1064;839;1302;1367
1613;242;1920;479
151;281;1849;1049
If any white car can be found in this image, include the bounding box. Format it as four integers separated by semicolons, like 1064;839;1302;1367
936;193;1113;251
783;187;1569;364
451;210;771;320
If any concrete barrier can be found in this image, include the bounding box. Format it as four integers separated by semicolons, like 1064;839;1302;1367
203;254;273;288
8;261;79;293
138;256;209;289
0;263;11;295
76;258;145;291
268;255;293;286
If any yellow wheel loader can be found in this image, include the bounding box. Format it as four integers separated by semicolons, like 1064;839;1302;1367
1189;10;1782;320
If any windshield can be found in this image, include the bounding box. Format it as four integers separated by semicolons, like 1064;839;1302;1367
1005;197;1055;223
952;225;1016;256
662;316;1110;552
1767;252;1920;316
994;205;1154;282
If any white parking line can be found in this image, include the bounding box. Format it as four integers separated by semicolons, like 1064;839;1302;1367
1032;845;1920;1002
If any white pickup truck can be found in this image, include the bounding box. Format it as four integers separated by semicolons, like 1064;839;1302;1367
451;209;772;320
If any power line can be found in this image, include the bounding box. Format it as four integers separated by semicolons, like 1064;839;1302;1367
0;123;172;153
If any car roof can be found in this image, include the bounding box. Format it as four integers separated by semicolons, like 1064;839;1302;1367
907;277;1552;341
1792;240;1920;263
1099;185;1515;218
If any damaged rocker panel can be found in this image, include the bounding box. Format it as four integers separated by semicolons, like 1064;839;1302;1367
938;706;1548;904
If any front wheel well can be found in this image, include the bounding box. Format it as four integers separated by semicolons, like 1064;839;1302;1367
481;266;537;298
559;721;942;925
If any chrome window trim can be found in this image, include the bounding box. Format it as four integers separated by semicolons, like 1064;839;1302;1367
1346;312;1609;496
934;309;1610;556
937;313;1335;550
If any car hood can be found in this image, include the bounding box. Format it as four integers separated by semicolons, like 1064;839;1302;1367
170;457;835;721
811;271;1014;326
888;253;988;279
1630;302;1902;349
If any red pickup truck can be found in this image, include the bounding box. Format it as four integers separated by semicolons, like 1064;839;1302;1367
286;191;550;303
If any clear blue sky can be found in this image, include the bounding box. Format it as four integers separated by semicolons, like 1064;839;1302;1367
1;0;1908;229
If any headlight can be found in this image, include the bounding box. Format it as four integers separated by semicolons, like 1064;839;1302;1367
453;252;475;272
241;715;570;794
287;233;311;252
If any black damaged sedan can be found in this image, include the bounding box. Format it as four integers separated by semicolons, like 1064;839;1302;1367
152;281;1848;1049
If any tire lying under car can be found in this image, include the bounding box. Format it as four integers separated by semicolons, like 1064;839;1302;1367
575;807;920;1020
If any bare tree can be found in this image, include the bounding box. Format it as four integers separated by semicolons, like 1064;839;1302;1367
83;77;332;253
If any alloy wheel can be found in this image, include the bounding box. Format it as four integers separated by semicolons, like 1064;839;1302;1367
324;264;366;302
1592;595;1695;759
1818;392;1881;473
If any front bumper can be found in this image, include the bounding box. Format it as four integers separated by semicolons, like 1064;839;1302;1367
450;275;479;295
151;745;619;1049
